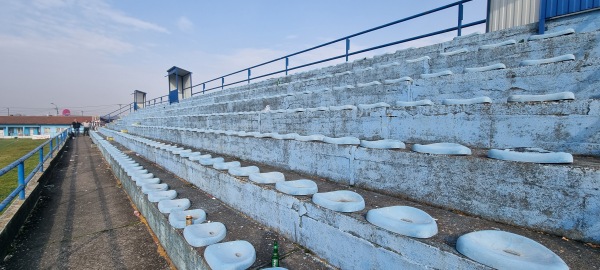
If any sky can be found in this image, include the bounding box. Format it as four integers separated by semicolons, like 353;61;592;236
0;0;487;117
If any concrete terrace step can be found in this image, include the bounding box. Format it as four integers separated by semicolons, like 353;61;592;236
183;23;598;102
183;12;599;102
132;99;600;155
425;29;598;74
91;132;334;270
98;129;600;269
128;53;599;123
130;13;600;120
101;127;600;245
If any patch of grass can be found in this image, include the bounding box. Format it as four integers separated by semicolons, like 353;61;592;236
0;138;51;211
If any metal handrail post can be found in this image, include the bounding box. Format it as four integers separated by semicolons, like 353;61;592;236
203;83;206;94
345;38;350;62
221;77;224;90
458;2;464;36
18;162;25;199
538;0;547;34
247;69;251;84
285;57;289;75
49;140;53;158
39;148;44;172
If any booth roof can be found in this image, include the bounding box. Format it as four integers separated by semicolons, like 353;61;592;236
0;116;94;125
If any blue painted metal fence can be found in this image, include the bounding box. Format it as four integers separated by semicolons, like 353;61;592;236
136;0;486;108
0;130;69;212
103;103;134;123
545;0;599;17
539;0;600;33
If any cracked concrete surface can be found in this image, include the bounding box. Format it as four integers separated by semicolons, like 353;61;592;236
0;136;171;270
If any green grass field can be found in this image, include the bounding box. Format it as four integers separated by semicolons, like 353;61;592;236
0;139;51;211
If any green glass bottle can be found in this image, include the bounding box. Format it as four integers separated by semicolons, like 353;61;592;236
271;240;280;267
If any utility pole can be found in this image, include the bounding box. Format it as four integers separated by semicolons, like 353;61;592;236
6;107;9;116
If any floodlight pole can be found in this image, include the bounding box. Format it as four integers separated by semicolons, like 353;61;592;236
50;103;58;116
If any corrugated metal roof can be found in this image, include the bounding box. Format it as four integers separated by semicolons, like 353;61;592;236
0;116;94;125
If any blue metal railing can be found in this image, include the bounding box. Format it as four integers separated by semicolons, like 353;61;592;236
136;0;485;108
0;130;69;212
191;0;485;94
145;95;169;108
102;103;134;122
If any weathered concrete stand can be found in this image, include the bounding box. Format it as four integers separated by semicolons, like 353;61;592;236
107;10;600;270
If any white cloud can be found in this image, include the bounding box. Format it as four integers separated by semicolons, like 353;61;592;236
0;0;170;56
92;4;169;33
0;0;171;116
32;0;72;9
177;16;194;33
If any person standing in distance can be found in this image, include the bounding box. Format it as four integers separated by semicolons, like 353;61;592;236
72;119;81;137
82;120;90;136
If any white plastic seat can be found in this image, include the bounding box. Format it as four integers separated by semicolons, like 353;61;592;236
507;92;575;103
442;96;492;105
213;161;241;170
199;157;225;166
312;190;365;212
520;54;575;66
204;240;256;270
295;134;325;142
456;230;568;270
126;168;146;176
181;151;202;158
141;183;167;194
487;148;573;164
183;222;226;247
173;149;192;155
132;173;154;181
412;143;471;155
169;209;206;229
279;133;300;140
121;161;139;167
136;177;160;187
360;139;405;149
157;198;191;214
396;100;433;107
189;154;211;161
248;172;285;184
125;165;145;171
147;190;177;203
275;179;318;195
229;166;260;177
366;206;438;238
322;136;361;145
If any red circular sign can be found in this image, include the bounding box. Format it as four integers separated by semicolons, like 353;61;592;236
62;109;71;116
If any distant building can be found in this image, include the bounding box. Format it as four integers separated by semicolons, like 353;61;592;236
0;116;94;139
